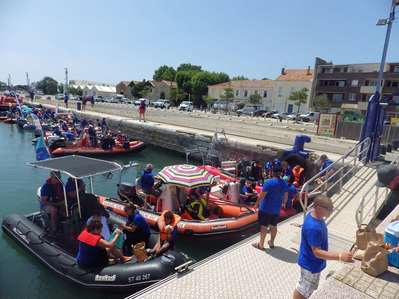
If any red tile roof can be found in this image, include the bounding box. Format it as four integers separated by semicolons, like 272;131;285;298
276;69;313;81
209;80;274;89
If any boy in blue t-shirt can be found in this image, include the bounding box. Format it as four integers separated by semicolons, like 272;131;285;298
253;165;288;250
294;196;353;299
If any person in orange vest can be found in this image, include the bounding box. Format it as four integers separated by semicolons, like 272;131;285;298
292;165;305;188
149;210;181;256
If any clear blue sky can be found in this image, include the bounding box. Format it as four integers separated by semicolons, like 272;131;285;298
1;0;398;85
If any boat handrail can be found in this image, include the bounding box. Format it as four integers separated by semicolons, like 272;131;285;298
299;137;371;220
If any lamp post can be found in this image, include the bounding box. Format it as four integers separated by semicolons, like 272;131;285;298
361;0;398;161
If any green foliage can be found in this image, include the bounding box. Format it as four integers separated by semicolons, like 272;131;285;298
0;81;7;91
249;92;262;104
129;80;152;99
231;75;248;81
58;84;64;94
313;94;330;111
176;63;202;72
68;86;83;96
37;76;58;95
153;65;176;81
175;71;196;94
288;88;309;115
220;87;234;101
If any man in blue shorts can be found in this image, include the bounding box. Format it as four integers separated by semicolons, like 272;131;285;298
253;165;288;250
293;195;353;298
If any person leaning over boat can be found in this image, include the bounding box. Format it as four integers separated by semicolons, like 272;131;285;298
40;171;65;234
121;203;151;256
186;188;209;220
76;219;131;269
293;196;353;299
149;210;180;256
253;164;288;250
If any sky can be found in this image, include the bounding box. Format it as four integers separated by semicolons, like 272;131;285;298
1;0;399;85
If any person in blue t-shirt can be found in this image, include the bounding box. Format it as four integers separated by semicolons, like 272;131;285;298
140;164;155;194
122;203;151;256
316;154;334;188
253;165;288;250
293;196;353;299
240;179;258;203
282;176;297;209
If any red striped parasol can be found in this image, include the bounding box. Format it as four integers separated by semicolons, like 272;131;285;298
157;164;215;188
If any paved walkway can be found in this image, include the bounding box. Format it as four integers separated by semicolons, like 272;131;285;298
126;163;392;299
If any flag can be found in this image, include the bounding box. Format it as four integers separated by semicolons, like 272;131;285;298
35;136;50;161
31;113;43;131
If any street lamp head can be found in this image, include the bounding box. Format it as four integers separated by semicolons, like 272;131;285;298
376;18;388;26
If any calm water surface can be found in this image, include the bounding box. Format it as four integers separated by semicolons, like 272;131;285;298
0;124;251;299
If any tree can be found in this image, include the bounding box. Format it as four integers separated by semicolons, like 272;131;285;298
129;80;152;99
313;94;330;112
249;92;262;105
288;88;309;122
58;83;64;94
231;75;248;81
37;77;58;95
202;95;215;109
220;87;234;113
153;65;176;81
0;81;6;91
176;63;202;72
68;86;83;96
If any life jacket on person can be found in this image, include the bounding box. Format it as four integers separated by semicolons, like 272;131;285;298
44;178;64;202
76;229;107;268
292;165;305;188
159;211;181;242
186;198;208;221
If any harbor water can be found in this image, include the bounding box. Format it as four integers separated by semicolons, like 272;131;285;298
0;124;252;299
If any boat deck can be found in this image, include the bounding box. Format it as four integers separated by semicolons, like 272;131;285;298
127;165;387;299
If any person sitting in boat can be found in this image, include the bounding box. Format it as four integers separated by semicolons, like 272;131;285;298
148;210;180;256
186;189;209;221
250;161;264;185
240;178;258;203
121;203;151;256
80;118;88;130
116;131;129;148
100;118;108;133
80;128;89;147
140;164;155;196
60;120;68;132
281;160;293;180
88;124;97;147
40;171;65;234
76;218;131;269
292;165;305;188
101;131;115;150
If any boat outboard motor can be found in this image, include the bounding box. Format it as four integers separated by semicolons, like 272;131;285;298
227;182;240;204
117;183;143;206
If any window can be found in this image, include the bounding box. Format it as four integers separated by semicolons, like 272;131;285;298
351;80;359;87
332;93;343;102
392;81;399;88
244;90;248;97
348;93;357;102
365;80;377;86
333;67;342;73
278;87;283;97
393;66;399;73
337;80;346;87
322;67;333;74
235;90;239;96
263;90;267;98
393;95;399;104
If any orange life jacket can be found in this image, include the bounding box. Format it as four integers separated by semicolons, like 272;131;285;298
292;166;304;187
77;229;101;246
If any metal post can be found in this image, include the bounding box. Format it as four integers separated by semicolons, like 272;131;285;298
90;176;94;193
62;184;69;217
75;178;82;218
374;187;379;216
340;157;344;191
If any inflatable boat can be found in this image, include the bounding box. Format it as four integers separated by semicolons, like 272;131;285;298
3;118;17;124
2;212;190;291
51;140;145;157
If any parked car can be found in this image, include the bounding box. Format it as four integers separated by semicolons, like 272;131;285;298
153;99;171;109
299;112;319;122
178;101;193;111
134;98;150;106
236;106;267;117
271;112;289;119
263;110;278;118
213;100;234;111
287;113;299;121
55;94;64;100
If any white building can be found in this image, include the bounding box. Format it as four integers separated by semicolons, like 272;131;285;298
83;85;116;98
272;68;313;113
208;80;275;109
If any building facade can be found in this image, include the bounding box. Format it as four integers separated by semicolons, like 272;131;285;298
116;80;177;100
208;80;274;109
83;85;116;98
311;57;399;112
272;68;313;113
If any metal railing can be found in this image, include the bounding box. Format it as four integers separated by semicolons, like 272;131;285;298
299;137;371;219
355;154;399;227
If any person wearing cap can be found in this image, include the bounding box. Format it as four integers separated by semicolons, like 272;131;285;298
40;171;65;233
293;195;353;299
140;164;155;195
253;165;288;250
316;154;334;186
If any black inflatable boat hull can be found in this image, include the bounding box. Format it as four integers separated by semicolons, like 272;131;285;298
2;213;189;291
